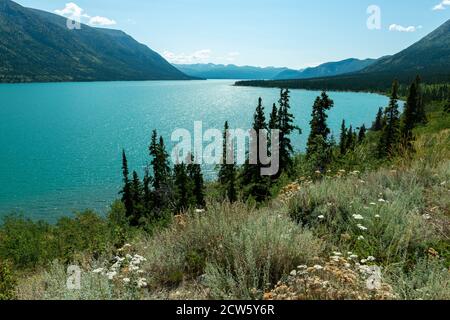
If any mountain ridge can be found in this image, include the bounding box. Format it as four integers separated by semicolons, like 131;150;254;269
0;0;193;83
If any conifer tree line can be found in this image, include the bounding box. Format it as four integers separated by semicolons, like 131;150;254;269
120;75;433;226
121;130;206;226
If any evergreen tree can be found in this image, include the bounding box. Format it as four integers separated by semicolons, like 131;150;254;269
149;130;172;210
120;150;134;222
218;122;238;203
143;168;153;213
372;107;383;131
339;120;347;155
268;103;279;130
358;124;367;143
414;76;427;125
242;98;270;202
278;89;300;173
346;125;355;151
173;162;192;212
306;92;334;170
188;155;206;208
130;171;143;226
378;80;401;158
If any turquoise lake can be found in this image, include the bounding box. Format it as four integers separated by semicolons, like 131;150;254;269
0;80;392;221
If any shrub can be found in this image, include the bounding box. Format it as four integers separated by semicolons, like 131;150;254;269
0;260;16;300
141;202;323;299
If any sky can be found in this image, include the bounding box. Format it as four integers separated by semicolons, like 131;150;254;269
14;0;450;69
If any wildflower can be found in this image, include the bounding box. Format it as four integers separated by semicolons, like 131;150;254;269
318;215;325;220
353;214;364;220
422;214;432;220
367;256;376;262
333;252;342;256
349;254;359;260
137;278;148;288
370;202;377;206
92;268;104;274
290;270;297;276
123;278;130;284
195;209;205;214
344;263;351;268
297;265;308;270
375;214;381;218
357;224;368;231
361;259;368;264
313;265;324;270
378;199;386;203
358;235;365;241
347;252;353;256
106;271;117;280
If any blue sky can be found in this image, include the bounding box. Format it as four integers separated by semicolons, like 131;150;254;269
15;0;450;69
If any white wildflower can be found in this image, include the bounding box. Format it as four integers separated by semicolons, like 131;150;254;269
375;214;381;218
353;214;364;220
349;254;359;260
358;235;365;241
106;271;117;280
313;265;324;270
318;215;325;220
123;278;130;284
357;224;368;231
378;199;386;203
92;268;104;274
290;270;297;276
195;209;205;214
367;256;376;262
137;278;148;288
333;252;342;256
297;265;308;270
370;202;377;206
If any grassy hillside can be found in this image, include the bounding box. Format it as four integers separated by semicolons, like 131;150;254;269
1;100;448;301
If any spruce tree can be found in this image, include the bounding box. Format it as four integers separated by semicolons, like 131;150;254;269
188;155;206;208
414;76;427;125
278;89;300;173
130;171;143;226
306;92;334;162
269;103;279;130
242;97;270;202
346;125;355;151
339;120;347;155
372;108;383;131
149;130;172;210
378;80;401;158
120;150;134;222
358;125;367;143
218;122;237;203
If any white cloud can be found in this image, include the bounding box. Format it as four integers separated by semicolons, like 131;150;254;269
163;49;212;64
55;3;116;26
163;50;241;64
89;16;117;26
389;24;422;32
432;0;450;10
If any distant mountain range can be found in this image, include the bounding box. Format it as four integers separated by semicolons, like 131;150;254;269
236;19;450;91
273;58;378;80
175;58;378;80
0;0;193;82
174;64;290;80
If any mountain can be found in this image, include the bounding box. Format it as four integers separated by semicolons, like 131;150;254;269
360;20;450;77
174;63;292;80
274;58;377;80
236;19;450;91
0;0;193;82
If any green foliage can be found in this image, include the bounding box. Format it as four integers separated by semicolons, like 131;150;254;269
0;260;16;300
306;91;334;172
0;208;128;269
378;80;401;158
218;122;238;203
142;202;323;298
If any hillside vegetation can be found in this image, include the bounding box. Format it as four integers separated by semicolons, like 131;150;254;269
1;79;449;301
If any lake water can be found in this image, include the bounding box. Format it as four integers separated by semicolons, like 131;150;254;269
0;80;391;221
